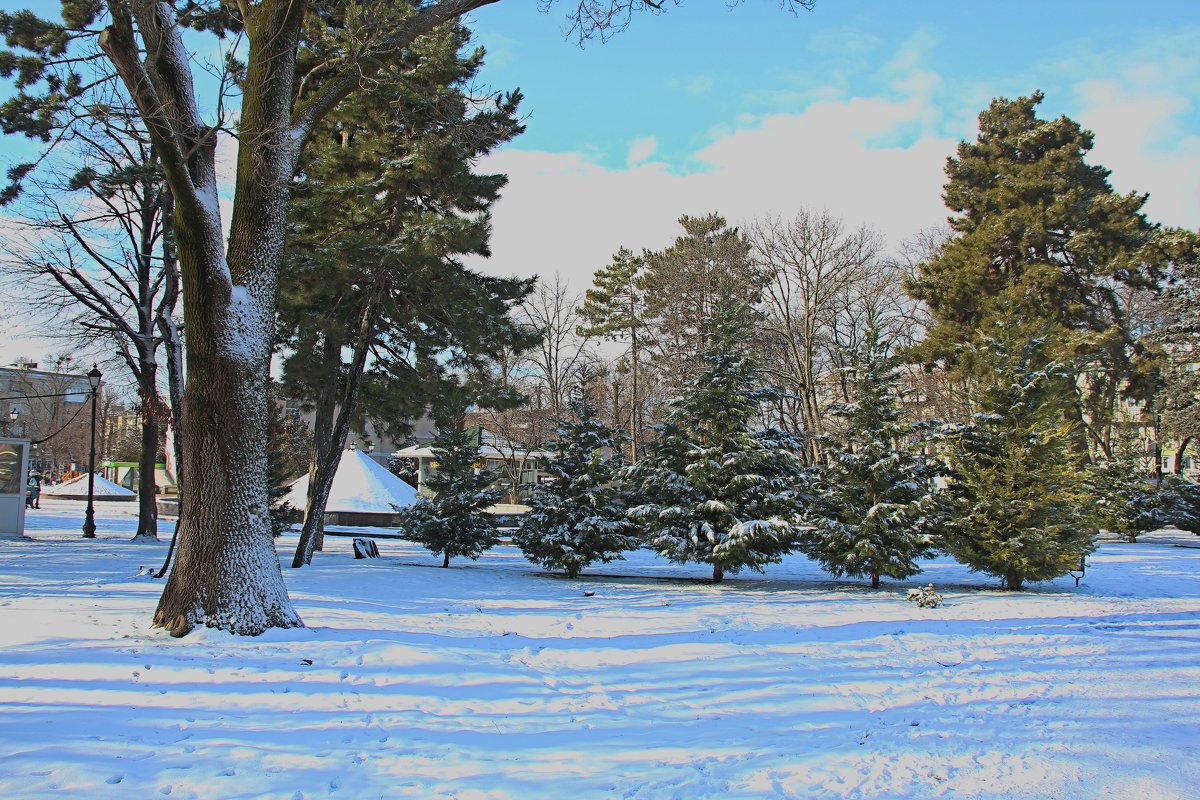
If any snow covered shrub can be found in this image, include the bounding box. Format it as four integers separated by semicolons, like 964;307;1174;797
514;391;641;579
1086;435;1167;543
906;584;942;608
1157;475;1200;534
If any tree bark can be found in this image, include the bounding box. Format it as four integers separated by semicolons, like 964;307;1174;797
712;563;724;583
133;399;160;539
293;292;380;568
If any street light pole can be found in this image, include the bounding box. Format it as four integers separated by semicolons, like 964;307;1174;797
81;365;102;539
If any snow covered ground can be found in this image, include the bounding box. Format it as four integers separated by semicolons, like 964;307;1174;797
2;499;1200;799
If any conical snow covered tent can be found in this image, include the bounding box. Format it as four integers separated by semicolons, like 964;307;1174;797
286;449;418;526
42;473;136;502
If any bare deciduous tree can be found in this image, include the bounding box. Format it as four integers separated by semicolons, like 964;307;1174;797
516;273;597;438
1;104;181;539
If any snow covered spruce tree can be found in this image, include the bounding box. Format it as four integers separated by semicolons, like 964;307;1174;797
944;321;1094;590
1086;435;1163;543
514;388;640;579
1087;436;1200;540
801;331;943;587
0;2;811;636
628;302;810;582
398;389;502;568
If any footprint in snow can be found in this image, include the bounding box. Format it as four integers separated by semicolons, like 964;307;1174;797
106;774;124;784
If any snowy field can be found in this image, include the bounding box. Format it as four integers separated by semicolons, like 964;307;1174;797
2;500;1200;799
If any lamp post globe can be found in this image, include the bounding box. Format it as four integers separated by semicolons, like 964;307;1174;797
82;365;102;539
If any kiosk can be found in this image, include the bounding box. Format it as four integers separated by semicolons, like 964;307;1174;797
0;438;29;537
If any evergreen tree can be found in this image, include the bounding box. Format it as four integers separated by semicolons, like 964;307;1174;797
906;92;1185;455
280;22;536;568
398;389;502;568
1086;434;1161;543
640;214;766;391
1088;435;1200;540
578;247;651;462
628;302;810;582
801;331;943;587
1151;233;1200;473
944;322;1094;590
514;389;640;579
266;386;311;538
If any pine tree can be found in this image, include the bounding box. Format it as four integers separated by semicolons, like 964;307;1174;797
1088;434;1200;540
398;389;502;568
578;247;650;462
514;389;640;578
906;92;1184;455
640;214;766;390
280;23;536;568
802;332;943;587
266;388;311;539
629;302;810;582
944;322;1094;590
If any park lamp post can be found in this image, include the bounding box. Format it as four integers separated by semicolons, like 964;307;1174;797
81;365;102;539
2;407;15;435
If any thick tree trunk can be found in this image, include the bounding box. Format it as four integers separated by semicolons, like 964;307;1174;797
1003;571;1024;591
1176;437;1191;475
153;322;303;636
712;563;724;583
443;552;451;568
870;569;880;588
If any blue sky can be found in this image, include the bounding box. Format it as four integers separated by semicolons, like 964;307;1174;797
2;0;1198;366
457;0;1199;290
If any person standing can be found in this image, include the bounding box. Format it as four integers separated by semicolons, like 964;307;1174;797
26;473;41;509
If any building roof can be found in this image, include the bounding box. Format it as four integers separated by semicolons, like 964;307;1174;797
42;473;135;498
286;449;418;513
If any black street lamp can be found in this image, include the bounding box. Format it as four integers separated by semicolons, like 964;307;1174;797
1;407;15;436
81;365;102;539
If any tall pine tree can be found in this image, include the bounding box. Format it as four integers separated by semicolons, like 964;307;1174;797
514;388;641;579
802;331;943;587
279;22;536;567
577;247;651;463
629;302;810;582
906;92;1187;457
398;388;503;568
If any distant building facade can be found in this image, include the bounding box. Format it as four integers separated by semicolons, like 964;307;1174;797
0;359;105;482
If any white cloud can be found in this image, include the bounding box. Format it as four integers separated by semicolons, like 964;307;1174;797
625;136;658;168
474;92;955;294
475;28;1200;297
